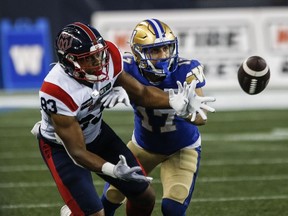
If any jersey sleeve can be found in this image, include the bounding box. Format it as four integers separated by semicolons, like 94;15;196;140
40;81;79;116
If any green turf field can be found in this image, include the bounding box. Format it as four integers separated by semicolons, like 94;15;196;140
0;108;288;216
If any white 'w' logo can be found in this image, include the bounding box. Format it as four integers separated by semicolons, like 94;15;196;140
9;45;44;75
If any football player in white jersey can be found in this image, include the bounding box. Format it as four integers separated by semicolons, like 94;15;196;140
101;19;216;216
31;22;215;216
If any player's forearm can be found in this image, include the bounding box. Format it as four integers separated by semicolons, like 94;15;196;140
67;148;106;172
133;86;170;108
116;71;170;108
58;132;106;172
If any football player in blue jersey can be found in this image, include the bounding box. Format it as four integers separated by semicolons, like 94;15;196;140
100;19;215;216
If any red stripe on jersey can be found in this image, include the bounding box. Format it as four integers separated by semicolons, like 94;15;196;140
73;22;97;42
39;139;84;215
41;81;78;112
106;40;123;77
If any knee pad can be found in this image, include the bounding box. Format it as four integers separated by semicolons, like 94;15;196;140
162;148;200;203
166;183;189;202
105;185;126;204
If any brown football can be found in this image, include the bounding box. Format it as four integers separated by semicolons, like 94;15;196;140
237;56;270;95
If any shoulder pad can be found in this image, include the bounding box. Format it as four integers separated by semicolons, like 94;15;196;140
186;62;206;85
106;41;123;77
123;54;135;65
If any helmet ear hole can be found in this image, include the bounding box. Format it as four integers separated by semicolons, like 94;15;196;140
66;54;75;61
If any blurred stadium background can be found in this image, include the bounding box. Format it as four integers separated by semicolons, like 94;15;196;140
0;1;288;215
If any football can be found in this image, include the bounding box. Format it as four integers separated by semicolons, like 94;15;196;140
237;56;270;95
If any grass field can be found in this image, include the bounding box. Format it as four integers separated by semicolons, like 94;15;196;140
0;108;288;216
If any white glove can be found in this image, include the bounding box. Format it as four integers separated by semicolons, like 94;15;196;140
168;81;189;117
102;155;153;183
187;80;216;121
101;86;130;108
60;205;71;216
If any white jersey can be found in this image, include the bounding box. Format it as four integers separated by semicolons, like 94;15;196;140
39;42;123;144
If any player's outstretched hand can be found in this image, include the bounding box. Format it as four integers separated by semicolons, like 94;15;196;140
169;81;189;117
114;155;153;183
101;87;130;108
187;80;216;121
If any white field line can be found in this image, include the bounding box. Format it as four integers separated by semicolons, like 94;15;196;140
1;144;287;159
1;175;288;189
202;128;288;142
1;157;288;172
1;195;288;209
0;152;40;159
202;134;288;142
191;195;288;203
0;165;48;172
1;203;62;209
198;175;288;182
1;128;288;141
201;158;288;166
1;145;287;159
1;116;287;127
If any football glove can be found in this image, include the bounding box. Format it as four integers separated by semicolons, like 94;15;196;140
102;155;153;183
168;81;189;117
101;86;130;108
60;205;71;216
187;80;216;121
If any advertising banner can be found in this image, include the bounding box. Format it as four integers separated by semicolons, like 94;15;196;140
1;18;52;91
91;8;288;90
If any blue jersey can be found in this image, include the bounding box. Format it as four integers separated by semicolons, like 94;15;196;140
124;55;206;155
